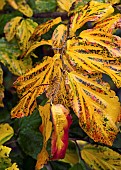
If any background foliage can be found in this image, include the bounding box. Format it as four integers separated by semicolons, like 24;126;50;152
0;0;121;170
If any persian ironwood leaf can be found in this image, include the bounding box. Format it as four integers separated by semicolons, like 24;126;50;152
0;38;32;76
51;104;72;159
4;17;38;52
0;123;14;145
4;17;22;41
17;0;33;17
6;0;18;9
68;71;120;146
36;103;52;169
69;1;114;36
0;66;4;107
81;144;121;170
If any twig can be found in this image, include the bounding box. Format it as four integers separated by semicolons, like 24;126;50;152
33;12;68;20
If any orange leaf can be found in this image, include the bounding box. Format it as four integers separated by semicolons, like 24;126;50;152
51;104;72;159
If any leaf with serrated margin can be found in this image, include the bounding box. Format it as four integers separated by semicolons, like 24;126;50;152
69;1;114;36
51;104;72;159
94;14;121;33
68;71;120;146
29;17;62;43
0;38;32;76
81;144;121;170
11;55;61;118
36;103;52;169
0;66;4;107
79;30;121;87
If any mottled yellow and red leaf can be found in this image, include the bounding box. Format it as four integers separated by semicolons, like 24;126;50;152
68;71;120;146
51;104;72;159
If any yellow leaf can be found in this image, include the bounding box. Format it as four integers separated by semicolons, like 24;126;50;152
16;19;38;51
6;0;18;10
57;0;76;12
81;144;121;170
52;24;67;54
36;147;49;170
0;145;12;168
5;163;19;170
68;71;120;146
36;103;52;169
24;40;52;57
0;0;6;10
4;17;22;41
0;123;14;145
0;66;4;107
11;56;58;118
51;104;72;159
29;17;62;43
17;0;33;17
70;1;114;36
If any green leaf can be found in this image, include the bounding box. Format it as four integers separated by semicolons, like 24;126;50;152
0;123;14;145
35;0;57;12
69;162;86;170
17;110;43;159
0;38;32;76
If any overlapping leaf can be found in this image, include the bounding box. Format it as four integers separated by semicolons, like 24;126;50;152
0;66;4;107
36;103;52;169
68;71;120;145
51;104;72;159
11;55;62;118
69;1;114;36
0;38;32;75
81;144;121;170
4;17;38;52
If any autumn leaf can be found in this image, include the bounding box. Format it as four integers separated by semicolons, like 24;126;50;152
69;1;114;36
6;0;18;10
0;38;32;76
0;145;12;169
51;104;72;159
0;66;4;107
68;71;120;145
0;123;14;145
4;17;38;52
0;0;6;10
81;144;121;170
36;103;52;169
5;163;19;170
57;0;76;12
17;0;33;17
11;55;60;117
